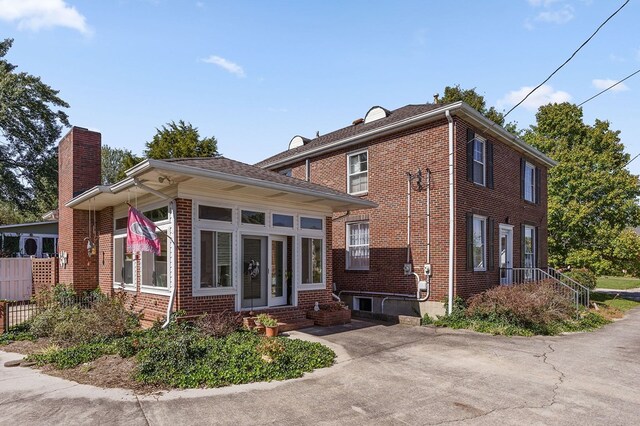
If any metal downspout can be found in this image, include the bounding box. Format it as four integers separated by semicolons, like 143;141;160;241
445;110;454;315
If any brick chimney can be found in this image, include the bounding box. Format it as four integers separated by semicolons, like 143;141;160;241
57;127;102;292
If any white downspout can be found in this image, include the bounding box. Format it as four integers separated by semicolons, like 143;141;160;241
445;110;454;315
406;173;411;263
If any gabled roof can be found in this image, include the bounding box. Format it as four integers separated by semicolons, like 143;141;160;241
256;104;441;168
256;101;556;169
66;156;377;212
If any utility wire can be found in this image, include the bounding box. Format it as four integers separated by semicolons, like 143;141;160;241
504;0;630;118
623;152;640;168
578;68;640;106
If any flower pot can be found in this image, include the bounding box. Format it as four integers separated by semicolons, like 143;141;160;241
264;325;279;337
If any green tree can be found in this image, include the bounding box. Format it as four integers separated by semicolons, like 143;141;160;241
101;145;143;185
438;84;517;133
0;38;69;213
144;120;218;160
523;102;640;274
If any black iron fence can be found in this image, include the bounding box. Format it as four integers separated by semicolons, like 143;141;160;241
2;293;101;332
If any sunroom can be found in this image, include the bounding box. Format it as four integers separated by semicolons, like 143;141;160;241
66;157;376;318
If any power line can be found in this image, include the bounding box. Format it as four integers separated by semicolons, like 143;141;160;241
623;152;640;169
504;0;630;118
578;68;640;106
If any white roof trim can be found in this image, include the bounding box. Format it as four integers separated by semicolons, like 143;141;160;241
260;101;556;169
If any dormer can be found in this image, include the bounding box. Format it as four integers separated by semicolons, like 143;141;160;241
364;106;391;124
288;135;311;150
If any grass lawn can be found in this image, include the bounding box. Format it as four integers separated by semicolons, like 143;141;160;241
596;276;640;290
591;292;640;312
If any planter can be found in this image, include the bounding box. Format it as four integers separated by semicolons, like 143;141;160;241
307;308;351;327
243;316;258;330
264;325;279;337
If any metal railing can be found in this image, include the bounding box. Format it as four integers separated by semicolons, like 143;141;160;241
500;267;590;313
546;267;590;307
2;293;100;332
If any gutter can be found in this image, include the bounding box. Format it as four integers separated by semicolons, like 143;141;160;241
128;159;378;210
261;102;556;170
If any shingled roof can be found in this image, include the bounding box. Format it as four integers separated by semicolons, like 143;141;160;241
162;156;366;200
255;103;443;168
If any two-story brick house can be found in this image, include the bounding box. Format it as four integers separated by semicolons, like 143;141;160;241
257;101;556;316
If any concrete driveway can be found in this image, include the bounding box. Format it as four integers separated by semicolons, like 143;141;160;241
1;309;639;425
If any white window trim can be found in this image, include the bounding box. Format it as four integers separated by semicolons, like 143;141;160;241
193;227;238;297
524;161;536;203
346;221;370;271
524;225;536;268
113;232;136;291
298;234;326;291
472;136;486;186
139;224;172;296
347;149;368;195
473;215;487;272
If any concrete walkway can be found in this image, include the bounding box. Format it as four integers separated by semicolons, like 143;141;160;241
1;311;640;425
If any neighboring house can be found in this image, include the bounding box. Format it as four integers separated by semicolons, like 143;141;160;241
57;127;374;325
257;101;556;316
0;220;58;258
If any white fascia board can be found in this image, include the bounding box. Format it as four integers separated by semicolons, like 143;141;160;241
261;101;556;169
64;185;111;208
140;160;378;210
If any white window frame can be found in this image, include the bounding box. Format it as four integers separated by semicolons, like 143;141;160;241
139;223;172;295
194;228;235;296
299;215;325;290
346;221;369;271
473;215;487;272
473;136;486;186
347;149;368;195
524;225;536;271
113;232;136;291
524;161;536;203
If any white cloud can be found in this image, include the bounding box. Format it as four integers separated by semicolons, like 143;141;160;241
0;0;91;35
536;5;574;24
201;55;246;78
592;79;629;92
497;84;572;111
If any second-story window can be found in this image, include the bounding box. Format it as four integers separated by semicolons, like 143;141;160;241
473;136;486;186
348;150;368;195
524;161;536;202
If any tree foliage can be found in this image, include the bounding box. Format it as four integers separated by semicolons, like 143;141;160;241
438;84;518;133
0;38;69;214
523;102;640;275
101;145;143;185
144;120;218;160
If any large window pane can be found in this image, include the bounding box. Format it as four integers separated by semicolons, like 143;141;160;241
302;237;323;284
472;139;485;186
199;205;232;222
348;151;368;194
200;230;233;288
524;162;535;202
347;222;369;270
473;216;486;271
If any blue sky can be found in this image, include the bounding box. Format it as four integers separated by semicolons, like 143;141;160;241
1;0;639;174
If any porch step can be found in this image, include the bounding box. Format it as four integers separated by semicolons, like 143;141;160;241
278;318;315;332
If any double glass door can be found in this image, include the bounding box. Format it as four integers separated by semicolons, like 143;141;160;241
241;235;288;308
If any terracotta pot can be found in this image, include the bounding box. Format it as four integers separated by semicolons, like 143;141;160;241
264;325;279;337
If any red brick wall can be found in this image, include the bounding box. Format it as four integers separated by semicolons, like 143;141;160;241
97;207;114;296
284;120;452;301
274;116;549;302
57;127;101;293
454;118;548;299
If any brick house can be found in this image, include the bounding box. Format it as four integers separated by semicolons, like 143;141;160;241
256;101;556;316
57;127;374;325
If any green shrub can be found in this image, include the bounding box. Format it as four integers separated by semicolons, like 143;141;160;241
565;268;597;290
29;342;115;369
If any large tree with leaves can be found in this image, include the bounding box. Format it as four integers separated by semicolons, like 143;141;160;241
0;39;69;216
438;84;517;133
144;120;218;159
523;102;640;274
101;145;143;185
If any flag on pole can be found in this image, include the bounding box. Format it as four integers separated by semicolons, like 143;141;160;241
127;205;161;255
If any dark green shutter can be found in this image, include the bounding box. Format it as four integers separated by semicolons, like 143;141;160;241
466;213;474;271
466;129;475;182
488;218;495;271
535;167;541;205
520;158;525;200
486;141;494;189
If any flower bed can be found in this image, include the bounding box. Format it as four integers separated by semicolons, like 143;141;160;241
307;303;351;327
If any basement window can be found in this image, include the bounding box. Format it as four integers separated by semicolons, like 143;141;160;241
354;297;372;312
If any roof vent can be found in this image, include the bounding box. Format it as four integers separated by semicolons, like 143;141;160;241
288;135;311;150
352;118;364;125
364;106;391;124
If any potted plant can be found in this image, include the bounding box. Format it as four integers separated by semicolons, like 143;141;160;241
256;313;279;337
